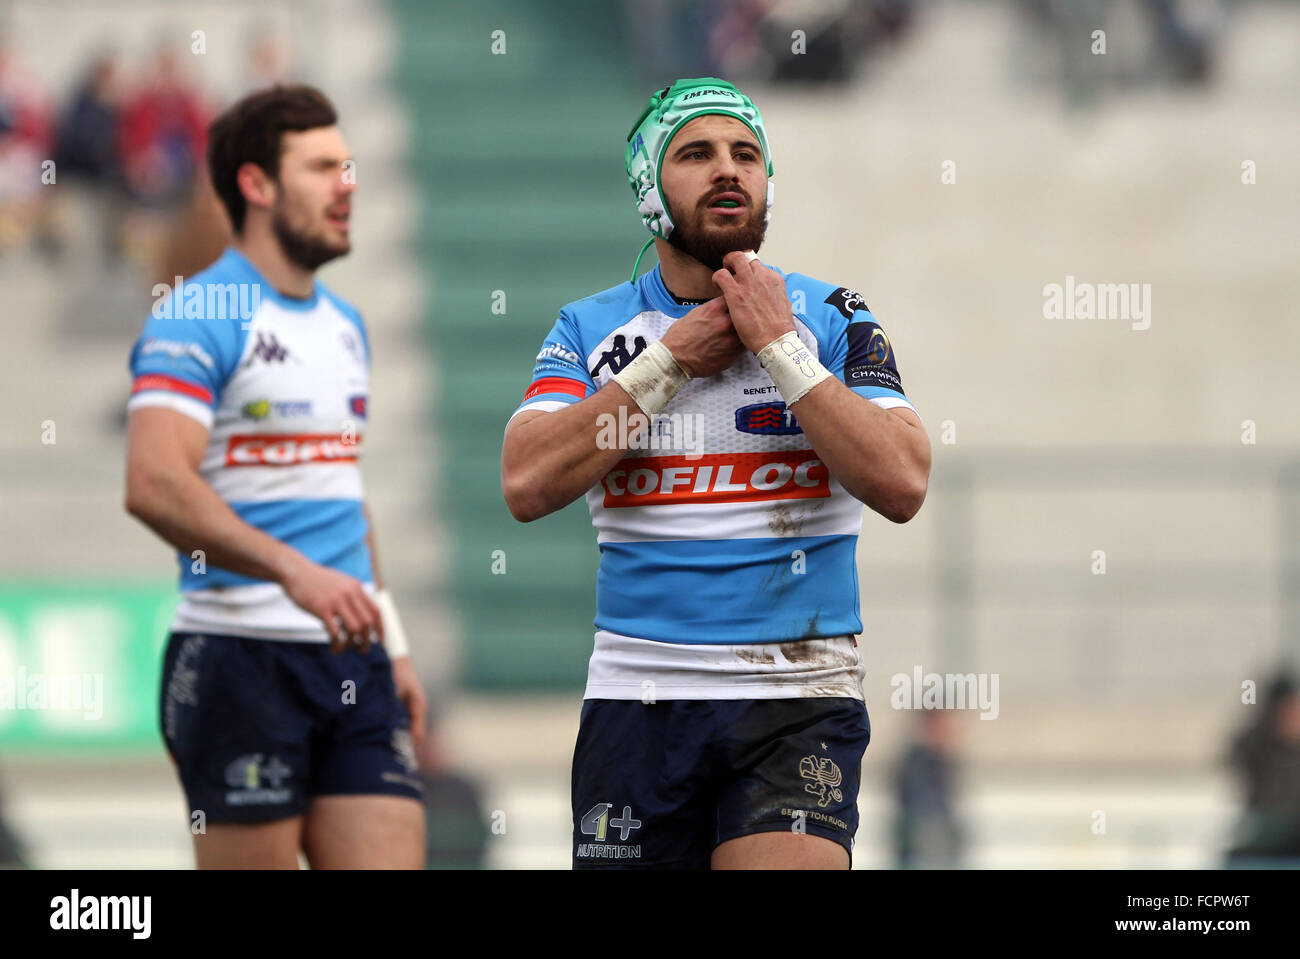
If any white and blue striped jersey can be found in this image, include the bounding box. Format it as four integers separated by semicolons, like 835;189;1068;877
127;247;372;642
511;263;918;699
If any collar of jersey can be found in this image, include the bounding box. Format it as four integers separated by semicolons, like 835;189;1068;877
222;246;322;311
641;264;696;319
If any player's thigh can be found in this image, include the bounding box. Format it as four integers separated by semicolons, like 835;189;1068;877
711;831;850;870
713;697;869;869
301;795;424;869
572;699;717;869
193;817;304;870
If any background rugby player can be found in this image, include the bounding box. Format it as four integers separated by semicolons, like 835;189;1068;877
124;85;425;869
502;78;931;870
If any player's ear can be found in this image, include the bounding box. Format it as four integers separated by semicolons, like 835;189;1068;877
236;162;276;214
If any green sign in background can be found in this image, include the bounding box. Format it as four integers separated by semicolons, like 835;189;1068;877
0;583;175;752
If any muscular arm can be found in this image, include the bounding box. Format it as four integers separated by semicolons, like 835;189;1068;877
787;382;930;523
500;381;644;523
124;406;305;581
124;405;382;641
713;252;930;523
503;296;743;523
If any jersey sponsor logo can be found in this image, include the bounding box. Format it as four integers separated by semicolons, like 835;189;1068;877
224;432;362;466
523;376;587;402
337;326;366;365
590;333;648;378
576;803;642;859
130;373;213;405
224;753;292;806
536;342;580;365
799;754;844;808
735;401;802;435
825;287;870;320
240;398;313;420
139;337;215;370
843;320;904;394
247;331;291;365
601;450;828;507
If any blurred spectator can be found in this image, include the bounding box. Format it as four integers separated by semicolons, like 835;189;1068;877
761;0;917;84
55;55;121;185
53;53;125;261
119;48;208;207
893;707;965;868
416;703;490;869
0;44;54;255
1225;673;1300;866
117;46;211;275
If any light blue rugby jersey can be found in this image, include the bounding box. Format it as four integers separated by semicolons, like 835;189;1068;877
511;262;916;647
127;247;373;641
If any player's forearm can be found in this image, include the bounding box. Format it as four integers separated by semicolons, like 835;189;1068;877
126;467;306;583
501;383;645;522
788;379;929;522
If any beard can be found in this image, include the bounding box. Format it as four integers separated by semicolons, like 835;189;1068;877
271;196;349;271
666;187;766;271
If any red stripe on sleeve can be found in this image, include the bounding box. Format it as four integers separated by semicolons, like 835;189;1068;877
131;374;214;405
523;376;587;402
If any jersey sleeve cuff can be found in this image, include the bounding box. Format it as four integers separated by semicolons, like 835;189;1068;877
508;399;572;423
126;391;215;429
867;395;917;415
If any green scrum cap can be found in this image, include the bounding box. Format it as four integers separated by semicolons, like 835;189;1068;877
625;77;774;245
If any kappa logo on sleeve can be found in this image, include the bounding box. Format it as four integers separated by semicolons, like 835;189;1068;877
825;287;870;320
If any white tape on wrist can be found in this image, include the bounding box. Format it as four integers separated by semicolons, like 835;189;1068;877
611;339;690;417
375;589;410;658
757;331;831;405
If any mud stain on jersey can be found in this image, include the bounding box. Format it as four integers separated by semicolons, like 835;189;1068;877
735;647;777;666
767;502;804;536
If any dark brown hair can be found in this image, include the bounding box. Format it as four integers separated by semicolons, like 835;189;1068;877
206;84;337;233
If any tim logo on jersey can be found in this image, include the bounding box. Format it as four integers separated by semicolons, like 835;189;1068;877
843;320;905;394
735;401;802;435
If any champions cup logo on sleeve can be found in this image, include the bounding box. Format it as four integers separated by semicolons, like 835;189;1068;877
601;450;829;507
843;321;904;393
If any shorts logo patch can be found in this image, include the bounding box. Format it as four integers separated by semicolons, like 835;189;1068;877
799;755;843;808
391;729;417;774
576;803;643;859
224;753;293;806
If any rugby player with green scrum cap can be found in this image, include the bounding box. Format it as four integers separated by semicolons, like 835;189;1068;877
503;78;930;869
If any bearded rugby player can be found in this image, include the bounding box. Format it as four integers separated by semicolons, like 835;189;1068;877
502;78;929;870
124;85;425;869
